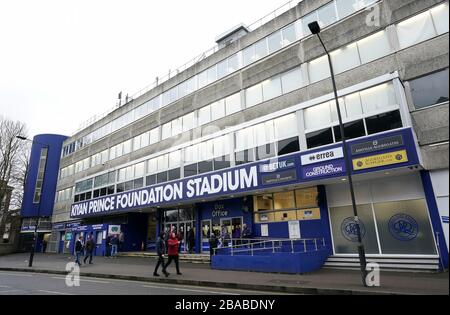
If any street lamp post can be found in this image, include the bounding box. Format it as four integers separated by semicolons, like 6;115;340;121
308;22;368;286
17;136;50;268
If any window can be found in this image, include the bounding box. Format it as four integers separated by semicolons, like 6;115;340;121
198;71;208;88
198;161;213;174
149;128;159;144
430;3;449;35
397;11;436;49
207;66;217;84
304;102;332;130
301;11;318;36
330;43;361;74
308;55;331;83
357;31;392;64
274;191;295;210
254;121;275;147
245;84;263;108
256;143;276;161
199;106;211;126
225;93;241;115
172;118;183;136
275;114;298;140
217;59;228;79
342;93;363;119
235;149;255;166
123;140;132;155
254;39;268;61
282;23;297;46
184;144;199;165
211;100;226;121
162;122;172;140
262;76;282;101
278;137;300;156
134;162;145;178
199;140;214;161
141;132;150;148
235;127;254;151
184;164;198;178
360;83;396;114
334;120;366;142
228;53;240;72
268;31;283;54
306;128;334;149
157;154;169;172
147;158;158;174
182;112;195;132
169;150;181;169
317;2;337;28
366;110;403;135
409;69;449;109
243;46;254;67
281;67;303;94
213;135;230;158
336;0;358;18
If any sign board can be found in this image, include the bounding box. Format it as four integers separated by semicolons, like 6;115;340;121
108;225;121;235
301;147;344;166
351;135;404;155
353;150;409;171
261;224;269;237
297;208;321;221
288;221;301;239
302;160;346;180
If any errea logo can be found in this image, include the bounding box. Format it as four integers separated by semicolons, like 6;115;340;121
301;148;344;166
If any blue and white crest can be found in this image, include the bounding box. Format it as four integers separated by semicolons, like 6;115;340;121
389;214;419;241
341;217;366;242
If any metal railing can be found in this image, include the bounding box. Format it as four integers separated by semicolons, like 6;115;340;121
214;237;325;256
73;0;299;135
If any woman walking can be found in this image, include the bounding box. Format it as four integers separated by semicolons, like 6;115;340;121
164;232;182;275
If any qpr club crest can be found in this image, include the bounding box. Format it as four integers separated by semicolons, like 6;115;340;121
389;214;419;241
341;217;366;242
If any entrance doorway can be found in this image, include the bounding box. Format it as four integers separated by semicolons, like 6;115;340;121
161;207;195;254
219;217;243;247
201;220;212;253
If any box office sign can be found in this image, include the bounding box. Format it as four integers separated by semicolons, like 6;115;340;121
351;135;404;156
353;150;409;171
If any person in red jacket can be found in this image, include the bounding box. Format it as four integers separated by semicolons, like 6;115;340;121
164;233;182;275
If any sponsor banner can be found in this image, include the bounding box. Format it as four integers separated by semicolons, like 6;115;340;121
302;160;346;179
351;135;404;156
108;225;121;235
353;150;408;171
301;147;344;166
259;159;296;173
52;223;66;230
261;169;297;185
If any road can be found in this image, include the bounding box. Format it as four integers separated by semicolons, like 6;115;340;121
0;271;288;295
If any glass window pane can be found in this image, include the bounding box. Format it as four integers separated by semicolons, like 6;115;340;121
366;110;403;135
281;67;303;94
157;154;169;171
409;69;449;109
268;31;283;54
198;105;211;126
256;143;276;161
211;100;226;121
235;127;254;151
149;128;159;144
171;117;183;136
198;161;213;174
256;194;274;211
397;11;436;49
243;46;254;67
207;66;217;84
169;150;181;169
330;43;361;74
336;0;357;19
304;102;332;130
282;23;297;46
374;199;437;255
308;55;331;83
318;2;338;28
235;149;255;166
228;53;240;72
262;76;282;101
133;136;141;152
184;164;198;178
225;93;241;115
186;77;197;94
147;158;157;174
274;191;296;210
301;11;318;36
254;121;275;146
278;137;300;156
217;59;228;79
141;132;150;147
306;128;334;149
198;71;208;88
275;113;297;140
254;39;268;61
334;120;366;142
199;140;214;161
182;112;195;132
431;3;449;35
162;122;172;140
357;31;392;64
329;204;380;254
360;83;397;114
245;84;263;108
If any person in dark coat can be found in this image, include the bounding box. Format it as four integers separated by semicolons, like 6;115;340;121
105;235;111;257
164;233;182;275
209;232;218;263
83;234;95;264
75;236;84;267
187;228;195;254
154;232;169;277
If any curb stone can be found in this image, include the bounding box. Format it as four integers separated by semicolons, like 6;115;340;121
0;267;403;295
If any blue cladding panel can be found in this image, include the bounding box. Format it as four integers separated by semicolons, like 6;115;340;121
21;134;68;218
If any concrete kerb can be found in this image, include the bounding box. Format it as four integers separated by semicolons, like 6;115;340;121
0;267;400;295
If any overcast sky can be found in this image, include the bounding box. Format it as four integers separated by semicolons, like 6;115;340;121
0;0;291;139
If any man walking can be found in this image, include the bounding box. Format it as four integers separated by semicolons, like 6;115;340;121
154;232;169;277
84;233;95;265
75;236;84;267
110;235;119;258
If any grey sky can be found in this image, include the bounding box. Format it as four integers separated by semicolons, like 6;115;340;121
0;0;291;139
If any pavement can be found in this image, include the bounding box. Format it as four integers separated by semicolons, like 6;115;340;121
0;253;448;295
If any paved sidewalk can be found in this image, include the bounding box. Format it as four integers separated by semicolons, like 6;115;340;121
0;253;448;295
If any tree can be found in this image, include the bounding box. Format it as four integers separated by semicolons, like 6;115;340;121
0;116;29;237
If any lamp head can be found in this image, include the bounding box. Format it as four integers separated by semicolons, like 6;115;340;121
308;21;321;35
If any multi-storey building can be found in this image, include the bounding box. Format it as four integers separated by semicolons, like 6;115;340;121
23;0;449;271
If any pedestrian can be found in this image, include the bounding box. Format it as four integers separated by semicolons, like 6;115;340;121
164;233;182;275
154;232;169;277
209;232;218;263
75;236;84;267
84;234;95;265
242;223;251;246
105;235;111;258
42;239;48;253
177;228;184;253
110;235;119;258
187;228;195;254
233;225;241;246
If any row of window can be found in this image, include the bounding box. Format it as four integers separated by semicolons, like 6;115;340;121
61;3;449;183
33;148;48;204
62;0;380;158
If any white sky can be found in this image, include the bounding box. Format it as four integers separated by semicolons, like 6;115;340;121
0;0;291;138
